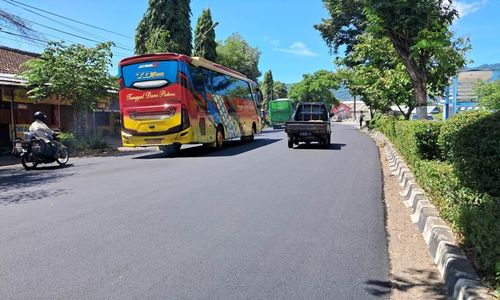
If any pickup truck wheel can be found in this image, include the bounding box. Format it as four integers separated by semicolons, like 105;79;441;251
287;138;293;148
323;136;331;148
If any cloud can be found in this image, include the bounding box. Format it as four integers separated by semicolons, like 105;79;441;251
272;42;318;57
453;0;487;17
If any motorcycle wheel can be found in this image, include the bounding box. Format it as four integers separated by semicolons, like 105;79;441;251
56;148;70;165
21;154;37;170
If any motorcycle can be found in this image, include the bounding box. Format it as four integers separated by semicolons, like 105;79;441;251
13;132;70;170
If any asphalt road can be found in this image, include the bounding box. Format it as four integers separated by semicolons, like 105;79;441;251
0;124;389;299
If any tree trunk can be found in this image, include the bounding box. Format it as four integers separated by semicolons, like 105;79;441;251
390;40;428;119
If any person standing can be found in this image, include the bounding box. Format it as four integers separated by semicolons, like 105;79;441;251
359;112;364;128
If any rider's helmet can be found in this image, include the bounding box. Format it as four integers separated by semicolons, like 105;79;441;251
33;111;46;122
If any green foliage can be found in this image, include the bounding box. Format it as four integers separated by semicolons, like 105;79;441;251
316;0;469;118
438;110;491;161
451;112;500;197
379;117;500;288
475;80;500;110
216;33;261;81
59;132;108;152
366;111;382;129
21;41;114;137
193;8;217;61
135;0;192;55
144;27;177;54
261;70;274;105
273;81;288;99
288;70;339;105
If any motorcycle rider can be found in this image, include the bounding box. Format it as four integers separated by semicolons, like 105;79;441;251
29;111;59;156
29;111;55;142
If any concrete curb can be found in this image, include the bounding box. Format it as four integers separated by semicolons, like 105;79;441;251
369;130;490;300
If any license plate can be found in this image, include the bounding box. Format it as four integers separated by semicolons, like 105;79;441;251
145;139;162;144
300;132;311;136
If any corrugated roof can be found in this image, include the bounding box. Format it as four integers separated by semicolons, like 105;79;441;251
0;45;39;74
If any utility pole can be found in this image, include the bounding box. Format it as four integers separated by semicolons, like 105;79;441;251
353;95;357;120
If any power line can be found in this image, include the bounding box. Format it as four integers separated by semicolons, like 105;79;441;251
3;0;133;51
0;28;47;44
2;0;132;50
3;0;132;39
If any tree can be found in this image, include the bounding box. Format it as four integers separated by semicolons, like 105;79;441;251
21;42;115;137
216;33;261;82
144;27;177;53
338;33;416;119
193;8;217;61
288;70;339;105
273;81;288;99
316;0;469;119
475;80;500;110
261;70;274;106
135;0;192;55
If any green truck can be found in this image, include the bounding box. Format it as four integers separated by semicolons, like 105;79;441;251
268;99;294;129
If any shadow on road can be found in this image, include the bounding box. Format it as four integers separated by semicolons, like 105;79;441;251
364;268;446;299
133;138;281;160
0;165;74;205
294;143;346;150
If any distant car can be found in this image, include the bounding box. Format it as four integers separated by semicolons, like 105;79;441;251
410;114;436;121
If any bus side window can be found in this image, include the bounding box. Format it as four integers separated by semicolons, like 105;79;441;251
188;65;205;94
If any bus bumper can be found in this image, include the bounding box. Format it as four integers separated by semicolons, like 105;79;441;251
121;128;193;147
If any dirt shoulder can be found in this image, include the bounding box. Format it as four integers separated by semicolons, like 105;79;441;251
374;138;447;299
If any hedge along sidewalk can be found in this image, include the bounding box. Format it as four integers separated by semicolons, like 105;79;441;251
370;130;491;300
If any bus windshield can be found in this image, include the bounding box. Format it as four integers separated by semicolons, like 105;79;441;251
121;60;178;89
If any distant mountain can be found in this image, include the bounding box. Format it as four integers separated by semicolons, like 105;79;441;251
464;63;500;71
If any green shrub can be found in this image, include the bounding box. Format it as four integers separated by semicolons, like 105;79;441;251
379;118;500;288
438;110;491;161
452;111;500;197
58;132;109;152
367;112;382;130
88;137;109;150
380;119;442;162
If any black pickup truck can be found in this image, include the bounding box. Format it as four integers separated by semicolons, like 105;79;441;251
285;102;331;148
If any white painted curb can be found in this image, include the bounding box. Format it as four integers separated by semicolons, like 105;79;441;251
369;130;490;300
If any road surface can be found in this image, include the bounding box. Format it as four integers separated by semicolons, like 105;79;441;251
0;124;389;299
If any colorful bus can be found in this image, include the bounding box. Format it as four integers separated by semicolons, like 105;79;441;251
118;53;263;151
268;98;294;129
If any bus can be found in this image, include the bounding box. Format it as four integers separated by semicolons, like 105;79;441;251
268;98;295;129
118;53;263;151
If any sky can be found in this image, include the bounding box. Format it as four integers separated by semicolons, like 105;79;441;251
1;0;500;83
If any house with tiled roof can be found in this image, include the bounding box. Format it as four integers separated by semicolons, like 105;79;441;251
0;46;120;146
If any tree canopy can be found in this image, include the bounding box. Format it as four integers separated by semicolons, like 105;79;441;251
273;81;288;99
475;80;500;110
193;8;217;61
21;41;115;136
216;33;261;82
262;70;274;105
135;0;192;55
316;0;469;118
288;70;339;105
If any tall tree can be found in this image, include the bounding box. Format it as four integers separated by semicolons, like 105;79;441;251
216;33;261;81
316;0;469;119
339;33;416;119
262;70;274;106
22;42;115;137
193;8;217;61
288;70;339;105
135;0;192;55
273;81;288;99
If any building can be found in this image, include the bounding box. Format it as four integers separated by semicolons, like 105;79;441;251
443;66;500;119
0;45;119;147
